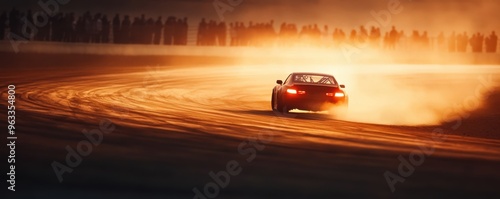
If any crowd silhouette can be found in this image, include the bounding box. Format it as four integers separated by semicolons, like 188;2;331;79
0;8;498;53
204;21;497;53
1;8;189;45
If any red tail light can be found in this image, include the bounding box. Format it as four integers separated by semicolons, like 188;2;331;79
334;92;345;97
326;92;345;97
287;89;297;94
287;89;306;95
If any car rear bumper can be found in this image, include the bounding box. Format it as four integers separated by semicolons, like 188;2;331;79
284;95;347;111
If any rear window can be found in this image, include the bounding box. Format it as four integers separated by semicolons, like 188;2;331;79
293;74;336;85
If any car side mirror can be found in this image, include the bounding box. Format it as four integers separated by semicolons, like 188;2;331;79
340;84;345;88
276;80;283;85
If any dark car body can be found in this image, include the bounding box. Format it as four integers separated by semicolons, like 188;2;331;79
272;72;348;113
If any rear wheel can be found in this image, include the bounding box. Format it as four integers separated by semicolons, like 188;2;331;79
282;105;291;114
271;90;277;111
277;95;284;113
279;96;292;113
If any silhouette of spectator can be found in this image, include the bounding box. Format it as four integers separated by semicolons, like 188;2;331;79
383;32;389;49
241;21;252;46
478;33;485;52
411;30;419;49
52;13;65;41
265;21;276;46
23;10;34;40
298;25;306;45
102;15;110;43
229;23;237;46
236;22;246;46
173;18;183;45
456;33;463;52
139;14;147;44
369;26;381;48
359;25;368;44
485;31;497;53
112;14;120;43
153;16;163;44
278;23;287;46
448;32;456;52
66;13;77;42
290;24;298;44
312;24;321;45
398;30;406;49
437;32;445;51
473;33;481;52
75;16;85;42
470;32;484;53
0;11;8;40
9;8;21;37
491;31;497;53
207;20;217;46
35;12;51;41
121;15;131;43
331;28;339;46
196;18;206;46
81;13;91;42
180;17;188;45
456;32;468;52
165;16;176;45
146;17;155;44
131;17;141;44
217;21;226;46
92;14;103;43
332;28;346;47
421;31;429;49
388;26;398;50
321;25;329;46
60;13;68;42
349;29;357;45
83;12;92;42
65;12;74;42
61;13;70;41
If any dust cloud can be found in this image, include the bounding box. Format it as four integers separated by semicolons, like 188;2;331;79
229;57;498;126
336;66;496;125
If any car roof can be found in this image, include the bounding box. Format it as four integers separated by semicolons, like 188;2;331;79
291;72;334;77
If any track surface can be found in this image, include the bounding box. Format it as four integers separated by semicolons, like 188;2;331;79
2;63;500;198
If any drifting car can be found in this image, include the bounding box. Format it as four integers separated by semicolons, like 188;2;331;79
271;72;348;113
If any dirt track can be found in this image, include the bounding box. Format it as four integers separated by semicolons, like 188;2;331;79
1;58;500;198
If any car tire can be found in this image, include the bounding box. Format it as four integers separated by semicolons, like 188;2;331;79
271;90;277;111
279;96;291;114
277;95;284;113
282;105;291;114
